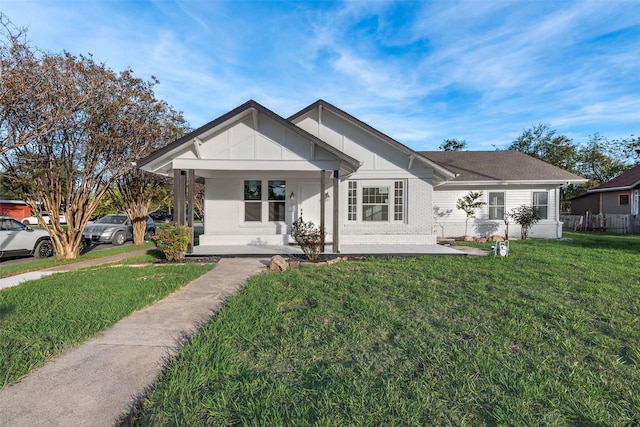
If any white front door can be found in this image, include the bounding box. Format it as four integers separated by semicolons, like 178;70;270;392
297;182;321;226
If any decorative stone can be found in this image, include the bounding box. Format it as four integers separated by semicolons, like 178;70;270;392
269;255;288;272
463;235;475;242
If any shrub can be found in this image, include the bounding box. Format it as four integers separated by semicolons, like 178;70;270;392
152;223;192;260
509;205;540;240
291;214;324;261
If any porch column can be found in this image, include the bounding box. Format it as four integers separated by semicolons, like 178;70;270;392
187;169;195;253
332;170;340;253
173;169;186;225
320;170;326;253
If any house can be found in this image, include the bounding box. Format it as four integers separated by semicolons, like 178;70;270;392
0;200;31;223
570;164;640;216
422;151;586;239
137;100;585;252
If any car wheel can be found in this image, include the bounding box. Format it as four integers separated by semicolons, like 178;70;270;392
112;231;126;246
144;228;156;241
34;239;55;258
22;219;31;226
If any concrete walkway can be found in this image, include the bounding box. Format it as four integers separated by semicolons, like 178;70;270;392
0;257;268;426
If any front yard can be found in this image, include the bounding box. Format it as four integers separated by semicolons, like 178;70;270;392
124;232;640;426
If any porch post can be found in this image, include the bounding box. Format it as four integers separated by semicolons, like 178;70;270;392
332;169;340;253
187;169;195;253
320;170;326;253
173;169;186;225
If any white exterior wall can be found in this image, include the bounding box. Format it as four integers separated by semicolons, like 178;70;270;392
433;185;563;239
293;108;439;245
200;171;334;245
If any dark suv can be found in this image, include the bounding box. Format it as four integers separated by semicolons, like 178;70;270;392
82;214;156;246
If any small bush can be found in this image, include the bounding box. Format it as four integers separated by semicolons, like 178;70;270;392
152;223;192;260
291;214;324;261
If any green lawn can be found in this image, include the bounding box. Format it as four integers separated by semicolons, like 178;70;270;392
0;242;156;279
124;232;640;426
0;261;214;387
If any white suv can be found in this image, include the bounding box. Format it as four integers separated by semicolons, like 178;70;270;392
0;216;55;259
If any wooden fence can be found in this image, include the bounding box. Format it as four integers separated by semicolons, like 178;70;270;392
560;213;640;234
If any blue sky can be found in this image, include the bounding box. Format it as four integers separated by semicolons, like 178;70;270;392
2;0;639;151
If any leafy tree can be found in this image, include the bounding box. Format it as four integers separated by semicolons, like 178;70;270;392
439;138;467;151
509;205;540;240
456;191;485;237
0;44;179;259
613;134;640;166
508;123;578;172
576;134;627;185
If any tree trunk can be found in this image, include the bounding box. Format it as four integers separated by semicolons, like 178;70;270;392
125;201;151;245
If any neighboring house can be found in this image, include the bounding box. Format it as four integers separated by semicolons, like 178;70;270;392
421;151;586;239
0;200;31;223
138;100;585;252
570;164;640;216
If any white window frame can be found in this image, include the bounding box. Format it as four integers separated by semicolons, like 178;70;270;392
533;191;549;220
347;180;405;224
243;179;287;223
488;192;505;220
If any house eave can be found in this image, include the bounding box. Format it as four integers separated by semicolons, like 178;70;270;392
436;179;588;187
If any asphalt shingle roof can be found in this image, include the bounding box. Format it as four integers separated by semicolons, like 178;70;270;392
420;150;586;183
590;164;640;191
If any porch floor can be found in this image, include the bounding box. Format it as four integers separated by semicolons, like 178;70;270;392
189;243;469;257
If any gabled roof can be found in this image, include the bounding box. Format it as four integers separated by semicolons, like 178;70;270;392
588;164;640;193
289;100;457;180
420;150;587;184
137;100;361;174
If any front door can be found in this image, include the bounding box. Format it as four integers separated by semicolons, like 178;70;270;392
297;182;321;226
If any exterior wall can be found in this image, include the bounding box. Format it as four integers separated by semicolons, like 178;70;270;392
0;202;31;222
433;184;563;239
570;193;600;215
602;191;631;215
200;171;333;246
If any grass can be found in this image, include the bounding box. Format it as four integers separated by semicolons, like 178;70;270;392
124;232;640;426
0;260;214;387
0;242;155;279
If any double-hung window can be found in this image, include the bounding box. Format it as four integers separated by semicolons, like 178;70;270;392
533;191;548;219
362;186;389;221
349;180;405;222
268;180;286;221
488;192;505;220
244;180;262;222
244;180;286;222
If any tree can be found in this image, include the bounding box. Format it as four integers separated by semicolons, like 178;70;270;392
456;191;485;237
0;45;179;259
576;134;627;185
0;15;85;157
613;134;640;166
508;123;578;172
110;98;187;245
439;138;467;151
509;205;540;240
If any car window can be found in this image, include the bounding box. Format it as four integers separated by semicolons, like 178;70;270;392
1;218;25;231
96;215;127;224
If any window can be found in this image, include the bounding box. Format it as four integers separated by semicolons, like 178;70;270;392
268;180;286;221
394;181;404;221
244;180;262;222
488;192;505;220
620;194;630;206
348;181;357;221
362;186;389;221
533;191;548;219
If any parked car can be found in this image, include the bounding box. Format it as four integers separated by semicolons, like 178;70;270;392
82;214;156;246
0;215;55;259
22;212;67;226
149;210;173;222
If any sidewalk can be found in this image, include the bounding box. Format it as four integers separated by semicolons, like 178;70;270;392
0;256;267;426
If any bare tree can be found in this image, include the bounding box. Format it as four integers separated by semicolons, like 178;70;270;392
0;46;178;259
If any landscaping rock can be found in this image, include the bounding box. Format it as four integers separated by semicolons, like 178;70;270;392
462;235;475;242
269;255;289;271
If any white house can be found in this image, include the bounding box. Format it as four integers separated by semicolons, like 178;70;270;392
137;100;585;252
